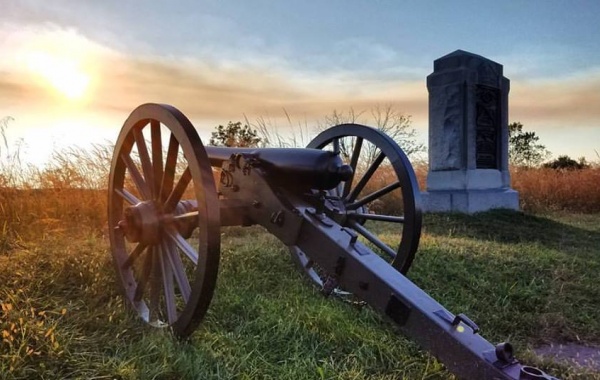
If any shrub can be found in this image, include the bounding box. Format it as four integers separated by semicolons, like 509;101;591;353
543;155;590;170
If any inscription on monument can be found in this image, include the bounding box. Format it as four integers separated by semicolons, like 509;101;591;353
430;84;463;170
475;85;500;169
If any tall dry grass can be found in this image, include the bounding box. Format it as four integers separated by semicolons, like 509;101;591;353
0;144;111;250
1;134;599;255
512;166;600;213
417;165;600;213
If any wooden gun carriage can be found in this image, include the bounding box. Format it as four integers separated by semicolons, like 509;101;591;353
107;103;558;380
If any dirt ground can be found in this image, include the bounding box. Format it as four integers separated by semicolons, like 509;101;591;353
536;344;600;372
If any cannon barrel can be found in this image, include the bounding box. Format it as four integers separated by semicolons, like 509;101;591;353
205;146;353;191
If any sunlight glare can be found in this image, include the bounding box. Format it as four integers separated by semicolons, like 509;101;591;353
25;51;90;101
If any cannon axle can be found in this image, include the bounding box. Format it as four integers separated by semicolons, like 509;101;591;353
117;199;199;244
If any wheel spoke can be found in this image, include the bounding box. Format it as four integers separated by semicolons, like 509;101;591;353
329;137;344;198
332;137;340;154
335;185;343;199
160;133;179;202
347;180;401;210
172;211;199;221
166;230;198;265
151;120;164;199
346;151;385;202
133;127;155;198
134;246;153;302
121;153;151;200
122;242;148;269
149;246;161;322
164;166;191;212
115;188;140;205
305;259;314;270
163;240;191;303
348;213;405;223
331;179;343;199
348;219;397;259
159;247;177;324
342;137;363;198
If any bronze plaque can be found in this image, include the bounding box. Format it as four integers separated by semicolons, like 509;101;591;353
475;85;500;169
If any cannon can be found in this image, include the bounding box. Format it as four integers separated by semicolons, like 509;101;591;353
107;103;558;380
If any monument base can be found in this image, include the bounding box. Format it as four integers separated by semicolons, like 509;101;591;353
427;169;511;191
421;188;519;214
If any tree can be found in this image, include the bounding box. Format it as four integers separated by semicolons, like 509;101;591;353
209;121;261;148
508;122;550;167
543;155;590;170
319;105;426;165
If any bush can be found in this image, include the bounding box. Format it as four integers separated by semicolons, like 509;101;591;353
543;155;590;170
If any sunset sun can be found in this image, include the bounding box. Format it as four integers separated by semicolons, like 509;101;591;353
25;50;91;101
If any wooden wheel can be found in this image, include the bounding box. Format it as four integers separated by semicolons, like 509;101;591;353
108;103;220;337
290;124;422;291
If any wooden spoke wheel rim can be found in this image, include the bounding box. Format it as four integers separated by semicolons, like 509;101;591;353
290;123;422;291
108;103;220;337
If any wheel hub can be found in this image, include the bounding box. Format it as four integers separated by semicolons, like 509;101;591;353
118;200;199;243
324;196;368;227
119;201;162;244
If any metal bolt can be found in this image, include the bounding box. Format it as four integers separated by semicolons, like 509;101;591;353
270;210;285;226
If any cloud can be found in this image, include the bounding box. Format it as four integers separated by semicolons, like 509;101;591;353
0;74;30;103
510;71;600;128
90;51;429;127
0;22;427;122
3;22;599;142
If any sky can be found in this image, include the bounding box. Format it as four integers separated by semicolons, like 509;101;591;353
1;0;600;166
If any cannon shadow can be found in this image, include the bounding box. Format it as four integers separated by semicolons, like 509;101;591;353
421;209;600;254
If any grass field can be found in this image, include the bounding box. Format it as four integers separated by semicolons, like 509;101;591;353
1;144;599;379
1;207;599;379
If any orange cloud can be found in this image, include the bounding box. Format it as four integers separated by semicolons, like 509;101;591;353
91;54;428;127
0;72;44;104
510;73;600;128
3;24;598;139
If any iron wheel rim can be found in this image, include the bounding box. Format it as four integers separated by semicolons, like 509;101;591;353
108;103;220;337
291;123;422;291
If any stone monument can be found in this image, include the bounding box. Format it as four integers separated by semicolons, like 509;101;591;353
421;50;519;213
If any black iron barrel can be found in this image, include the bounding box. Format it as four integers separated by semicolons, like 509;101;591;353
205;146;353;191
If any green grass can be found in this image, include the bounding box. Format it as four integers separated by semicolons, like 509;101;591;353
1;211;599;379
